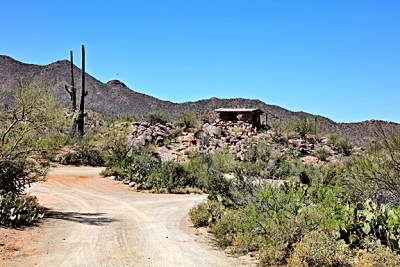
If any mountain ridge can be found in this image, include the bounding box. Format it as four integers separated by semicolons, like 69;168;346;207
1;55;399;144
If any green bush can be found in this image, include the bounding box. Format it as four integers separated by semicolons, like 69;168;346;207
337;137;353;156
212;149;237;173
228;205;265;253
183;152;210;189
189;202;211;228
0;190;44;227
100;167;126;180
237;142;272;179
175;112;198;130
328;133;339;145
147;110;167;125
0;160;47;198
387;206;400;250
0;160;30;197
148;161;188;191
129;149;159;184
316;147;330;161
288;230;350;267
291;117;318;139
343;131;400;204
103;131;135;168
211;210;236;248
63;147;104;166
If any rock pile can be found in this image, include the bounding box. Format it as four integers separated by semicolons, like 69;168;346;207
128;122;175;146
126;120;355;164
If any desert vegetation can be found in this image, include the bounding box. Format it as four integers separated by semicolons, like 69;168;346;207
0;79;66;226
186;122;400;266
1;76;400;266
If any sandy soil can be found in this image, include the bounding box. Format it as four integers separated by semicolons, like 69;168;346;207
0;166;257;267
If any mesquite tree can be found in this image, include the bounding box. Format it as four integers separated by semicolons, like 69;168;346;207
0;79;64;197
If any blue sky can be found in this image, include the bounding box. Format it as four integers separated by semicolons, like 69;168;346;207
1;1;399;123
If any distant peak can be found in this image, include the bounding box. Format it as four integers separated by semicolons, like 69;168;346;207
107;79;127;88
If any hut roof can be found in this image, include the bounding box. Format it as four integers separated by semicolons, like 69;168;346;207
214;108;264;114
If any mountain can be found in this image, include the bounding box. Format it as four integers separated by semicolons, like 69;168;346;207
1;55;399;144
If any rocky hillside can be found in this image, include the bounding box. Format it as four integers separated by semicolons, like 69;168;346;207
1;55;399;144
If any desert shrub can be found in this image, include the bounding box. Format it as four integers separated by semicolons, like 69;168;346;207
0;160;47;198
0;160;33;197
316;147;330;161
206;168;233;205
259;240;288;267
100;167;126;179
387;206;400;250
207;174;351;264
342;131;400;204
175;112;198;130
321;162;345;186
243;141;270;164
288;230;350;267
269;118;291;141
0;79;64;199
291;117;318;139
355;237;400;267
328;133;339;145
148;161;188;191
212;149;237;173
168;127;182;140
337;137;353;156
232;126;245;133
63;146;104;166
129;148;159;184
147;110;167;125
0;190;44;227
183;152;210;189
228;205;266;253
273;157;292;179
212;204;270;253
212;210;236;248
189;202;210;228
237;142;272;179
102;130;134;168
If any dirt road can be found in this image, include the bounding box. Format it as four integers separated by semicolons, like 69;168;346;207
2;167;256;267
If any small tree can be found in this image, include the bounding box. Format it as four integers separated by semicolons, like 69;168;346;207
0;79;65;197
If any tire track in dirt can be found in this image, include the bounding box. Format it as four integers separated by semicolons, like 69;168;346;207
2;166;257;267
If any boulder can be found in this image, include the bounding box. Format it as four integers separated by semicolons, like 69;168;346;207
205;125;222;137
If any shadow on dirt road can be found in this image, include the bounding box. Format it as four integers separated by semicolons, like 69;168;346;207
3;166;257;267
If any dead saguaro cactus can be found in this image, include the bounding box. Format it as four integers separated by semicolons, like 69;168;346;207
77;45;88;136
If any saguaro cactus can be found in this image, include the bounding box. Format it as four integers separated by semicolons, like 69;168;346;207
77;45;88;136
65;51;78;135
65;51;77;112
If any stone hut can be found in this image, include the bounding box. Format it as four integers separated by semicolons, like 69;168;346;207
215;108;265;127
